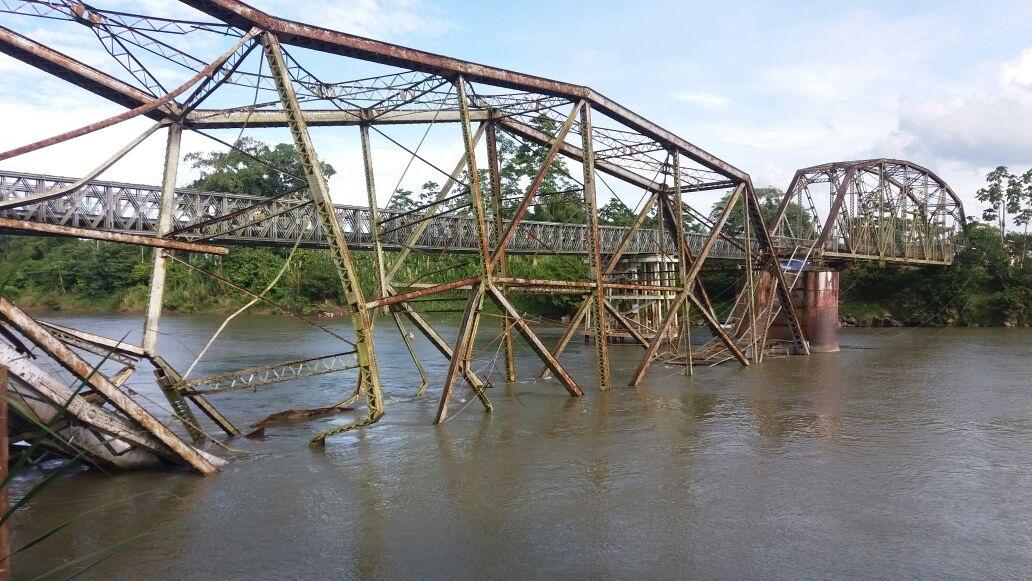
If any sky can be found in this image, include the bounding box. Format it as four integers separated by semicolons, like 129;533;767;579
2;0;1032;218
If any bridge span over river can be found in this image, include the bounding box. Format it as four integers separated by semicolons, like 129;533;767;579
0;0;966;474
0;166;959;266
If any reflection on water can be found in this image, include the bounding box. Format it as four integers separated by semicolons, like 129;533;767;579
10;312;1032;579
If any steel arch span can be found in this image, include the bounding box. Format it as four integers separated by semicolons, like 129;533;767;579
772;159;966;266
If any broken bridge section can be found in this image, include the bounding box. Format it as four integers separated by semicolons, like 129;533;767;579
0;1;963;470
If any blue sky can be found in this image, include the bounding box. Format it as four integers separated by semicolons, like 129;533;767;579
2;0;1032;215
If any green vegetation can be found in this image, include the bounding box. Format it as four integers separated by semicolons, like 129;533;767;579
1;136;1029;326
841;219;1032;327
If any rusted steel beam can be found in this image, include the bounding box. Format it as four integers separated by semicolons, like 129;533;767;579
629;184;749;386
187;108;486;127
262;31;384;435
580;103;611;390
0;217;229;254
0;122;164;211
0;29;258;162
369;276;481;309
455;77;494;276
0;298;221;474
487;120;516;382
360;123;389;313
485;284;583;397
178;0;748;181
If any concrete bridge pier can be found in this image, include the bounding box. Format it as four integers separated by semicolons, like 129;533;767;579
761;269;841;354
591;254;680;344
800;270;840;353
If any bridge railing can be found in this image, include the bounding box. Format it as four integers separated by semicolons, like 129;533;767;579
0;171;954;264
0;171;751;258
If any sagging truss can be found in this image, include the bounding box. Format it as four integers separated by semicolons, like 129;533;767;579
0;1;963;473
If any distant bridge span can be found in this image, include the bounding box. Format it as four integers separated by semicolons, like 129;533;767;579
0;169;958;265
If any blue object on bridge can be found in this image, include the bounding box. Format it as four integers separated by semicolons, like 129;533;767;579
780;259;807;272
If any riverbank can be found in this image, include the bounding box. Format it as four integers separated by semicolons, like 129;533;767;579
9;288;1024;328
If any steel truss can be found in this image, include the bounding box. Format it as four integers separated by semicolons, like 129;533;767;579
0;1;961;467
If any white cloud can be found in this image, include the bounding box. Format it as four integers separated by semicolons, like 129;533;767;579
878;42;1032;169
672;91;728;108
1001;46;1032;88
263;0;453;41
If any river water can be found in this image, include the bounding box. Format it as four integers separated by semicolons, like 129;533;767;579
9;313;1032;579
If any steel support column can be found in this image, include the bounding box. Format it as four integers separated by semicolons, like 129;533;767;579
487;119;516;382
580;103;610;390
361;122;430;393
140;122;204;440
143;122;180;354
261;32;383;443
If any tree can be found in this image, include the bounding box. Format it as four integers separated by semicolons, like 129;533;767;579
495;115;583;223
390;187;419;212
708;186;814;237
600;197;636;226
977;166;1015;242
184;136;335;196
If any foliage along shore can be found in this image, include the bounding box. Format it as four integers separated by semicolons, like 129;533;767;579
1;220;1028;327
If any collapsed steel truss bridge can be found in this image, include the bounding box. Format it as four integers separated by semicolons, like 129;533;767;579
0;0;964;474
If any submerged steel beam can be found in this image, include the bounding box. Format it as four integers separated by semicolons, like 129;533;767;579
0;297;221;474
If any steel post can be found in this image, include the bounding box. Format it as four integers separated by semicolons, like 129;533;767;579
360;122;430;393
143;122;182;354
262;32;383;442
580;103;611;390
487;120;516;381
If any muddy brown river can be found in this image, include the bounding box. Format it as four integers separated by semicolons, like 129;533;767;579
9;313;1032;579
